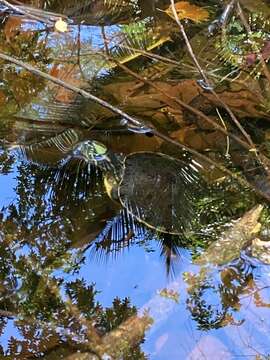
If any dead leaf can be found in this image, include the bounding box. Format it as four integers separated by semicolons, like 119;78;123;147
4;17;22;43
0;91;7;106
49;64;85;103
165;1;209;23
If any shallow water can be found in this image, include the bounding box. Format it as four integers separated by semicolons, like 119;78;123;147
1;0;270;359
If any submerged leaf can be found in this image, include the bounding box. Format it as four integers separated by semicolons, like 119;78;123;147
49;64;86;103
165;1;209;23
108;20;170;68
251;237;270;264
195;205;263;266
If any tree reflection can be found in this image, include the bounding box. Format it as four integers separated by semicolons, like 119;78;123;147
184;259;270;330
1;278;150;359
0;148;189;273
0;160;151;358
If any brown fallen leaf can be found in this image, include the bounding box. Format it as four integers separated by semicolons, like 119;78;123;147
49;64;85;103
4;16;22;43
165;1;209;23
0;91;7;106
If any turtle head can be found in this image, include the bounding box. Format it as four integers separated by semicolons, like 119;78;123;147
72;140;109;164
72;139;122;175
72;140;124;200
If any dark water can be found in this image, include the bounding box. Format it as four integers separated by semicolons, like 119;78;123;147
1;0;270;359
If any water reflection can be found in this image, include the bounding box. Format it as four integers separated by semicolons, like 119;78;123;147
1;0;270;358
0;128;269;357
0;151;153;358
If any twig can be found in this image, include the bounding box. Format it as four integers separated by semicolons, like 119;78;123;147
216;108;230;158
119;45;181;66
207;0;236;35
240;285;270;301
77;24;88;81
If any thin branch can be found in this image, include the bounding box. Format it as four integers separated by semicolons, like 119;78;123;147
240;285;270;301
119;45;181;66
76;24;87;81
216;107;230;158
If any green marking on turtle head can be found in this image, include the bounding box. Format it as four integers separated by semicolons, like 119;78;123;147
73;140;108;163
92;141;108;156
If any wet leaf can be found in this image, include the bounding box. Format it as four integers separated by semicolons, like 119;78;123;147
0;91;7;106
165;1;209;23
195;205;263;266
49;64;85;103
4;17;22;43
252;237;270;264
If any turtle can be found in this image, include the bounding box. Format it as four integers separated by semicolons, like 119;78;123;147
70;138;202;235
10;128;202;235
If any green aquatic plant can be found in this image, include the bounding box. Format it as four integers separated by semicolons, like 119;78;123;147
217;12;270;77
108;19;170;67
